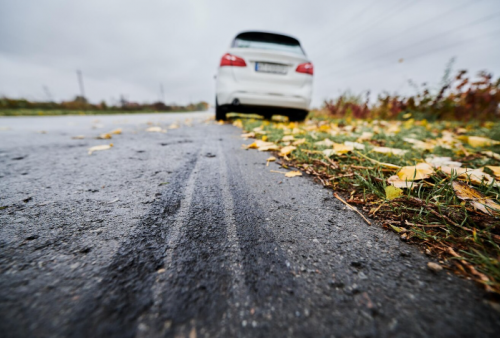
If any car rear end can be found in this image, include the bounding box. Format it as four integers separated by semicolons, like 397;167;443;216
215;31;313;121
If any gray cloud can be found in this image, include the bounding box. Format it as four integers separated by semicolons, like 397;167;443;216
0;0;499;106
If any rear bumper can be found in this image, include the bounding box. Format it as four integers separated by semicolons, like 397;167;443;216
216;69;312;110
221;91;310;110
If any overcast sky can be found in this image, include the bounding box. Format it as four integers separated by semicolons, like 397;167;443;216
0;0;499;107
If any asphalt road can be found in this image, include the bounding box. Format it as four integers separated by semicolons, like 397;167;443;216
1;111;499;338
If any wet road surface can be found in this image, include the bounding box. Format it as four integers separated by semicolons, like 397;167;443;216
1;112;499;337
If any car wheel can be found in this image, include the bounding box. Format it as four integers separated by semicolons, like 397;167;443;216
215;98;227;121
288;110;308;122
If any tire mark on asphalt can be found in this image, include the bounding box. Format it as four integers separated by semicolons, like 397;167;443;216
141;141;233;337
68;152;200;338
224;149;310;335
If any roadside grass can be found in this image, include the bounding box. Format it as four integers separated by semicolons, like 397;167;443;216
230;112;500;294
0;109;196;117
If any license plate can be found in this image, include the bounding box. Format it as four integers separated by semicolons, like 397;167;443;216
255;62;288;74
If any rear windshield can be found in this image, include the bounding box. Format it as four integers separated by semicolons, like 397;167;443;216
232;32;305;55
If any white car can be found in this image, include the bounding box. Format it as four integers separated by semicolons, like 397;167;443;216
215;31;313;121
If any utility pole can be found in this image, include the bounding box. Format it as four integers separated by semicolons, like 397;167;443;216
160;83;165;103
76;70;85;99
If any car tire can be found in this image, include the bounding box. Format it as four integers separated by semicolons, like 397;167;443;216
288;110;308;122
215;98;227;121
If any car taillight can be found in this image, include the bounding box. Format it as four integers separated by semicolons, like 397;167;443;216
220;53;247;67
296;62;313;75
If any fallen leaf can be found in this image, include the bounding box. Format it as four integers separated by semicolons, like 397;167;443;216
232;120;243;128
333;143;354;154
385;186;403;200
452;181;500;216
372;147;408;156
168;123;179;129
88;144;113;155
397;163;434;181
387;175;420;189
285;171;302;177
314;139;335;147
281;135;295;142
279;146;296;156
323;149;336;157
110;128;122;135
460;136;500;147
357;132;374;142
98;133;112;139
425;156;461;168
403;137;435;151
72;135;85;139
241;132;255;139
344;141;365;150
486;166;500;179
481;151;500;161
442;167;496;186
293;138;306;146
146;126;165;133
266;156;276;166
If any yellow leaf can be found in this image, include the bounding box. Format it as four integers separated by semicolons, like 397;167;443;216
357;132;373;142
281;135;295;142
279;146;297;156
425;156;461;168
232;120;243;128
241;132;255;139
460;136;500;147
344;141;365;150
442;167;496;186
486;166;500;179
266;156;276;166
168;123;179;129
387;175;420;189
403;137;435;151
323;149;336;157
372;147;408;156
98;133;112;139
293;138;306;146
88;144;113;155
397;163;434;181
314;139;335;147
110;128;122;135
146;126;165;133
285;170;302;177
333;143;354;154
385;186;403;200
452;181;500;216
482;151;500;161
261;135;268;141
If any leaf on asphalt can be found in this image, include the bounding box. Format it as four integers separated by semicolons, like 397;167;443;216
110;128;122;135
241;132;255;139
459;136;500;147
285;170;302;177
232;120;243;128
314;138;335;147
168;123;180;129
397;163;434;181
146;126;165;133
387;175;421;189
266;156;276;166
425;156;462;168
281;135;295;142
88;144;113;155
293;138;306;146
279;146;296;156
372;147;408;156
385;185;403;200
72;135;85;139
452;181;500;216
97;133;112;139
